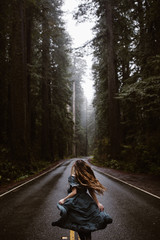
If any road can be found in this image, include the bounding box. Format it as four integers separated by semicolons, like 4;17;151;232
0;158;160;240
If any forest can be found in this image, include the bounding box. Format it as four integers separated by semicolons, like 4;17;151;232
0;0;160;184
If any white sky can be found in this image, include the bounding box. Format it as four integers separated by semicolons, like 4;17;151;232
62;0;95;102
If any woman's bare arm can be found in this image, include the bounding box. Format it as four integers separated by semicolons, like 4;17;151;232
89;189;104;211
59;187;77;205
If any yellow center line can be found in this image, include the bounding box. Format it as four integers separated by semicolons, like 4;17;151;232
70;230;75;240
62;230;80;240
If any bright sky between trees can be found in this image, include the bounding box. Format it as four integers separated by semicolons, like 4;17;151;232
62;0;95;103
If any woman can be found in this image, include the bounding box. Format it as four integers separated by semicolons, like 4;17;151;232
52;160;112;240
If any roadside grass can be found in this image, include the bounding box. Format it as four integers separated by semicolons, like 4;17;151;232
0;159;61;186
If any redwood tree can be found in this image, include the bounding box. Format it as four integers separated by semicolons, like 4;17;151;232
104;0;120;158
10;0;30;165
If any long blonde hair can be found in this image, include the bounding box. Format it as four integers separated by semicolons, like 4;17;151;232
71;160;106;195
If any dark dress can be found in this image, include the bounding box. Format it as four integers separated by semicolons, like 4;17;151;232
52;176;112;233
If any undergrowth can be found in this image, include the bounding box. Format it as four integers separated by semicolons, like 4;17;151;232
0;159;54;185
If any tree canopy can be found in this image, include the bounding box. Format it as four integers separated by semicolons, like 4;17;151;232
0;0;160;182
0;0;77;182
76;0;160;174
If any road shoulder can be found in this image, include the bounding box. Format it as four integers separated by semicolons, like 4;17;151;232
88;159;160;198
1;157;160;199
0;158;65;197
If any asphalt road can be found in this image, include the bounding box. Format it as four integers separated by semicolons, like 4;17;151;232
0;158;160;240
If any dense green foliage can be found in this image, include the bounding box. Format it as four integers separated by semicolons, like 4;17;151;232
1;0;159;183
76;0;160;174
0;0;75;182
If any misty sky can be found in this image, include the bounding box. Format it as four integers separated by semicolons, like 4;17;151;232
62;0;95;102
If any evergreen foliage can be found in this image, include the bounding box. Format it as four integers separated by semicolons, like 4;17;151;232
1;0;159;181
76;0;160;174
0;0;74;182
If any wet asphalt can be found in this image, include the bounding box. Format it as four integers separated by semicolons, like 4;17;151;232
0;158;160;240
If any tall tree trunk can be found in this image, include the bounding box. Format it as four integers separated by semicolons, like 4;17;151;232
137;0;145;75
72;80;76;156
10;0;30;164
41;7;52;160
26;3;33;149
105;0;121;158
0;2;7;145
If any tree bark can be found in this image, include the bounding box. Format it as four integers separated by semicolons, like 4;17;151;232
105;0;121;158
26;3;33;148
41;7;52;160
0;1;8;145
10;0;30;164
72;80;76;156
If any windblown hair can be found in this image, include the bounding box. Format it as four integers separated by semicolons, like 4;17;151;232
71;160;106;195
